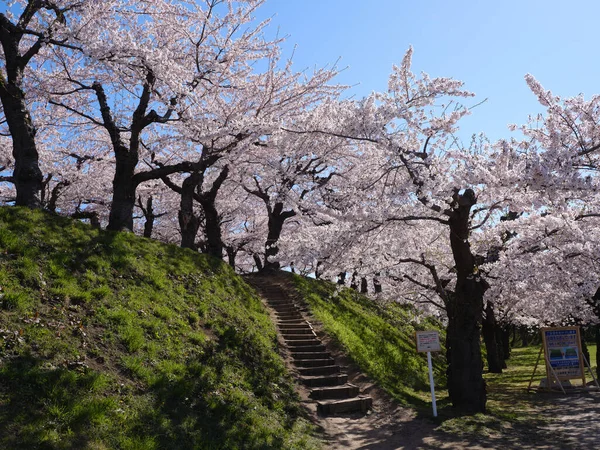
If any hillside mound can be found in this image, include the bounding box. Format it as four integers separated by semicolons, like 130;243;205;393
0;207;318;449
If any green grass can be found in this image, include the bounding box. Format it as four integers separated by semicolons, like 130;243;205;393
0;207;320;450
292;274;446;408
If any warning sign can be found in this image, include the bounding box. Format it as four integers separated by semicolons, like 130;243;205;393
416;331;441;353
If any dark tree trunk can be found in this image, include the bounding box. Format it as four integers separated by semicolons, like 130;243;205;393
253;254;264;272
482;302;503;373
337;272;346;285
596;326;600;379
520;327;529;347
225;246;237;268
178;172;202;250
264;202;295;270
0;13;45;208
350;271;358;290
501;325;511;361
360;277;368;294
373;273;382;293
199;194;223;258
197;166;229;259
580;331;590;369
107;153;138;231
445;189;486;414
141;196;156;238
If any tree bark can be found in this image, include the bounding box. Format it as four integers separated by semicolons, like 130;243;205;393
0;16;43;208
107;151;138;231
482;302;503;373
360;277;368;294
263;202;295;270
178;172;202;250
225;246;237;268
500;324;511;361
596;326;600;379
445;188;486;414
196;166;229;259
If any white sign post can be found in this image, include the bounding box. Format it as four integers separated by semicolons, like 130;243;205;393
416;331;441;418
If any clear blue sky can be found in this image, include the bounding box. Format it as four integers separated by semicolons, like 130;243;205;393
256;0;600;143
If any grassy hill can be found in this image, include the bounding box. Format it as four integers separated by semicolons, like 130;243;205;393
0;207;318;450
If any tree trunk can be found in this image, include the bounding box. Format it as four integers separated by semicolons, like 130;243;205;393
225;246;237;268
264;202;295;270
373;273;382;293
482;302;503;373
360;277;368;294
446;189;486;414
501;325;511;361
107;149;138;231
0;84;43;207
520;327;529;347
253;254;264;272
179;172;202;250
580;331;590;370
596;326;600;379
142;196;155;239
199;195;223;258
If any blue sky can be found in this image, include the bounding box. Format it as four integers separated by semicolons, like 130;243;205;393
256;0;600;143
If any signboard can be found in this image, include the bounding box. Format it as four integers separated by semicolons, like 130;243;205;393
416;331;441;353
541;327;585;383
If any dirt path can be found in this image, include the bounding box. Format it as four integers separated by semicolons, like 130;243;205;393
311;389;600;449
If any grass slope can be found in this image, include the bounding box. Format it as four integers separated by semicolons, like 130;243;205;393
0;207;318;450
292;274;446;408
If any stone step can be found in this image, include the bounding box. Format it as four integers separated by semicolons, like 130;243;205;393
317;397;373;415
281;328;315;335
294;358;335;367
276;311;303;318
277;315;304;321
278;323;312;330
298;365;341;376
287;343;326;352
291;351;331;360
282;330;315;341
274;308;300;315
267;300;296;308
309;384;360;400
277;318;306;324
301;373;348;387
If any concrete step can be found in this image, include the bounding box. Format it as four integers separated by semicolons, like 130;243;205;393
291;351;331;360
287;343;326;352
294;358;335;367
298;365;341;376
309;384;360;400
301;374;348;387
284;333;317;341
317;397;373;415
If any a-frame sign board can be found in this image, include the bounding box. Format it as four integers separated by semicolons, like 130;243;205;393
527;326;599;392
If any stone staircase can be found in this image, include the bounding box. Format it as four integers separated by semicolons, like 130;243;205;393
247;276;373;415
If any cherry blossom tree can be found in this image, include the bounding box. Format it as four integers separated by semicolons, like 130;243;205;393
0;0;88;207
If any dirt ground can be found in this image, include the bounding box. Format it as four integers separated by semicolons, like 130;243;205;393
309;388;600;450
